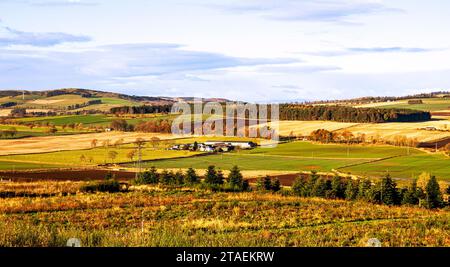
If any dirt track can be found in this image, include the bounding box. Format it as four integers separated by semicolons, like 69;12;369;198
0;132;179;156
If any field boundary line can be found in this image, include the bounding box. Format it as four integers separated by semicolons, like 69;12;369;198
335;154;406;171
224;152;381;161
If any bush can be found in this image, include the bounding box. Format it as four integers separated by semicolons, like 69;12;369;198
271;179;281;192
185;168;199;184
292;176;309;197
134;167;159;185
81;180;122;193
256;176;279;192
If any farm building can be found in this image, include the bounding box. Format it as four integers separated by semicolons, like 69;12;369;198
170;141;256;153
204;141;257;149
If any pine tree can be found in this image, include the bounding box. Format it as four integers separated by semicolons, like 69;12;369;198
216;170;225;185
312;178;328;197
271;178;281;192
329;175;345;199
228;165;244;190
242;180;250;191
401;180;420;205
292;176;309;197
357;179;372;200
367;183;382;204
263;176;272;191
185;168;199;184
306;171;319;195
380;175;399;205
205;165;218;185
137;166;158;184
425;176;444;209
174;170;185;185
256;177;265;191
345;180;358;200
160;170;174;185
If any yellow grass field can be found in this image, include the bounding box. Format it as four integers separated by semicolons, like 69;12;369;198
29;99;64;105
355;101;405;108
0;132;180;156
339;121;450;142
260;121;359;136
268;120;450;142
123;167;298;179
0;109;11;117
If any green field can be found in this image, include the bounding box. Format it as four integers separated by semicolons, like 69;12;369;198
135;141;416;172
341;154;450;181
15;115;114;126
0;161;63;171
71;97;142;112
0;124;88;139
96;97;139;106
1;136;448;181
131;141;449;181
14;114;177;127
243;141;420;158
19;94;88;109
137;153;370;172
0;94;142;112
366;98;450;111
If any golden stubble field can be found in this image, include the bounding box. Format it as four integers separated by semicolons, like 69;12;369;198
264;120;450;142
0;132;179;156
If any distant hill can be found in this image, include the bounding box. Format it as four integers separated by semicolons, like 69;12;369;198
0;88;231;105
306;91;450;105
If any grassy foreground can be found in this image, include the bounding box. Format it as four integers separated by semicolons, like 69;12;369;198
0;181;448;247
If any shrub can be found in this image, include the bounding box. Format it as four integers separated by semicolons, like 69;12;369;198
271;179;281;192
81;180;122;193
134;167;159;184
185;168;199;184
292;176;309;197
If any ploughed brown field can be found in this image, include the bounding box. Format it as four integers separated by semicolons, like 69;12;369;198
0;168;302;185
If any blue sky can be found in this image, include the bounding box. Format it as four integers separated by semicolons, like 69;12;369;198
1;0;450;101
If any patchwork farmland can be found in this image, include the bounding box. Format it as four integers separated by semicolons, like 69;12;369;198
0;88;449;248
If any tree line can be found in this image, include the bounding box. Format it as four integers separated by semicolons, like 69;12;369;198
131;165;448;209
291;172;448;209
309;129;420;147
134;165;249;192
305;91;450;105
67;99;102;110
0;102;17;108
110;105;172;115
278;105;431;123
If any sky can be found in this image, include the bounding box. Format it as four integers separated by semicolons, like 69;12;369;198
1;0;450;102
